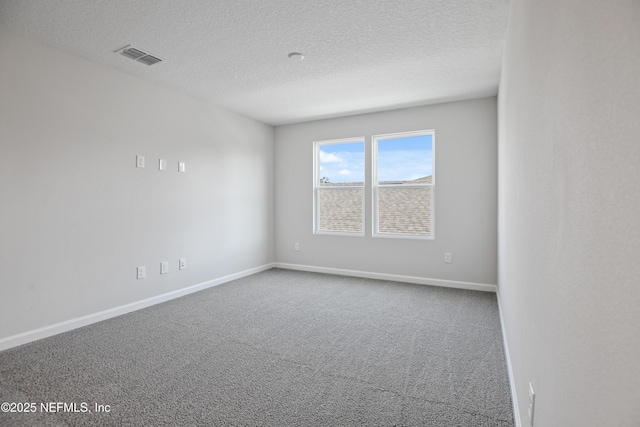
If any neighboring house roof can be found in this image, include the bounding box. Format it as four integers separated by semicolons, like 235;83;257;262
318;176;432;234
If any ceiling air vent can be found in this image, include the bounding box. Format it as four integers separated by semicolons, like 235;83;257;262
138;55;162;65
115;45;163;66
136;55;162;66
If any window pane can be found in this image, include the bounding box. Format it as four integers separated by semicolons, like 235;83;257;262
377;135;432;184
377;186;432;235
318;188;363;233
318;142;364;185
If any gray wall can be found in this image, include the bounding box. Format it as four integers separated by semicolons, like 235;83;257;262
275;98;497;285
498;0;640;425
0;29;274;340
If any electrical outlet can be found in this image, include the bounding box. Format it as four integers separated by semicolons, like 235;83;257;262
179;258;186;270
160;261;168;274
444;252;452;263
136;155;145;168
137;266;145;279
294;242;300;251
528;382;535;426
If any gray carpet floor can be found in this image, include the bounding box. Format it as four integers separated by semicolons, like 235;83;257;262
0;268;514;426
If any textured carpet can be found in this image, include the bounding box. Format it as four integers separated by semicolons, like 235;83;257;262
0;268;513;426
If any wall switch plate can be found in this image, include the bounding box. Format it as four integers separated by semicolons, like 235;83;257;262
136;155;145;168
137;266;146;279
444;252;452;263
159;159;167;171
178;161;186;173
160;261;168;274
179;258;186;270
528;382;535;426
294;242;300;251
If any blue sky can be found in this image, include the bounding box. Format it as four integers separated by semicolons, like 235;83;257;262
318;135;432;183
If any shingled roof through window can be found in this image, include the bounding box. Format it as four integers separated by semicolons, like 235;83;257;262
318;176;432;234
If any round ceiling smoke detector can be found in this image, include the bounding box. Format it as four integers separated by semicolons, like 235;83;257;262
288;52;304;61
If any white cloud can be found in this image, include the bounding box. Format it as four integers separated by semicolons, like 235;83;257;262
319;151;342;163
377;149;432;181
318;150;365;183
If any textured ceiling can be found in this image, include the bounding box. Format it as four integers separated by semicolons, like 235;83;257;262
0;0;510;125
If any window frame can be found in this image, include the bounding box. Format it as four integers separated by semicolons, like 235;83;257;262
372;129;435;240
313;137;366;237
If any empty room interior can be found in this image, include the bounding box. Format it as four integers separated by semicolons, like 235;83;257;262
1;1;638;426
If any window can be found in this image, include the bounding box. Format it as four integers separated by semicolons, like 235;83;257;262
313;138;365;235
372;130;434;239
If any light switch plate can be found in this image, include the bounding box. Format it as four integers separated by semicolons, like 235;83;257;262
178;161;186;173
160;261;168;274
159;159;167;170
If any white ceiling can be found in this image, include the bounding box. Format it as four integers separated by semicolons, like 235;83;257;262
0;0;510;126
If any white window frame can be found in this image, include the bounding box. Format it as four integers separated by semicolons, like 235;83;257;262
372;129;435;240
313;137;365;236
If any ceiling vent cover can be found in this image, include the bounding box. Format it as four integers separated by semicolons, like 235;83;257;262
116;45;163;66
137;55;162;66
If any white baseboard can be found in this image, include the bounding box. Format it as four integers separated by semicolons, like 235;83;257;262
274;262;497;293
1;262;497;353
497;289;522;427
0;263;276;352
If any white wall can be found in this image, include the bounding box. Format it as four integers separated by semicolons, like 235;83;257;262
275;98;497;285
0;29;274;341
498;1;640;426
